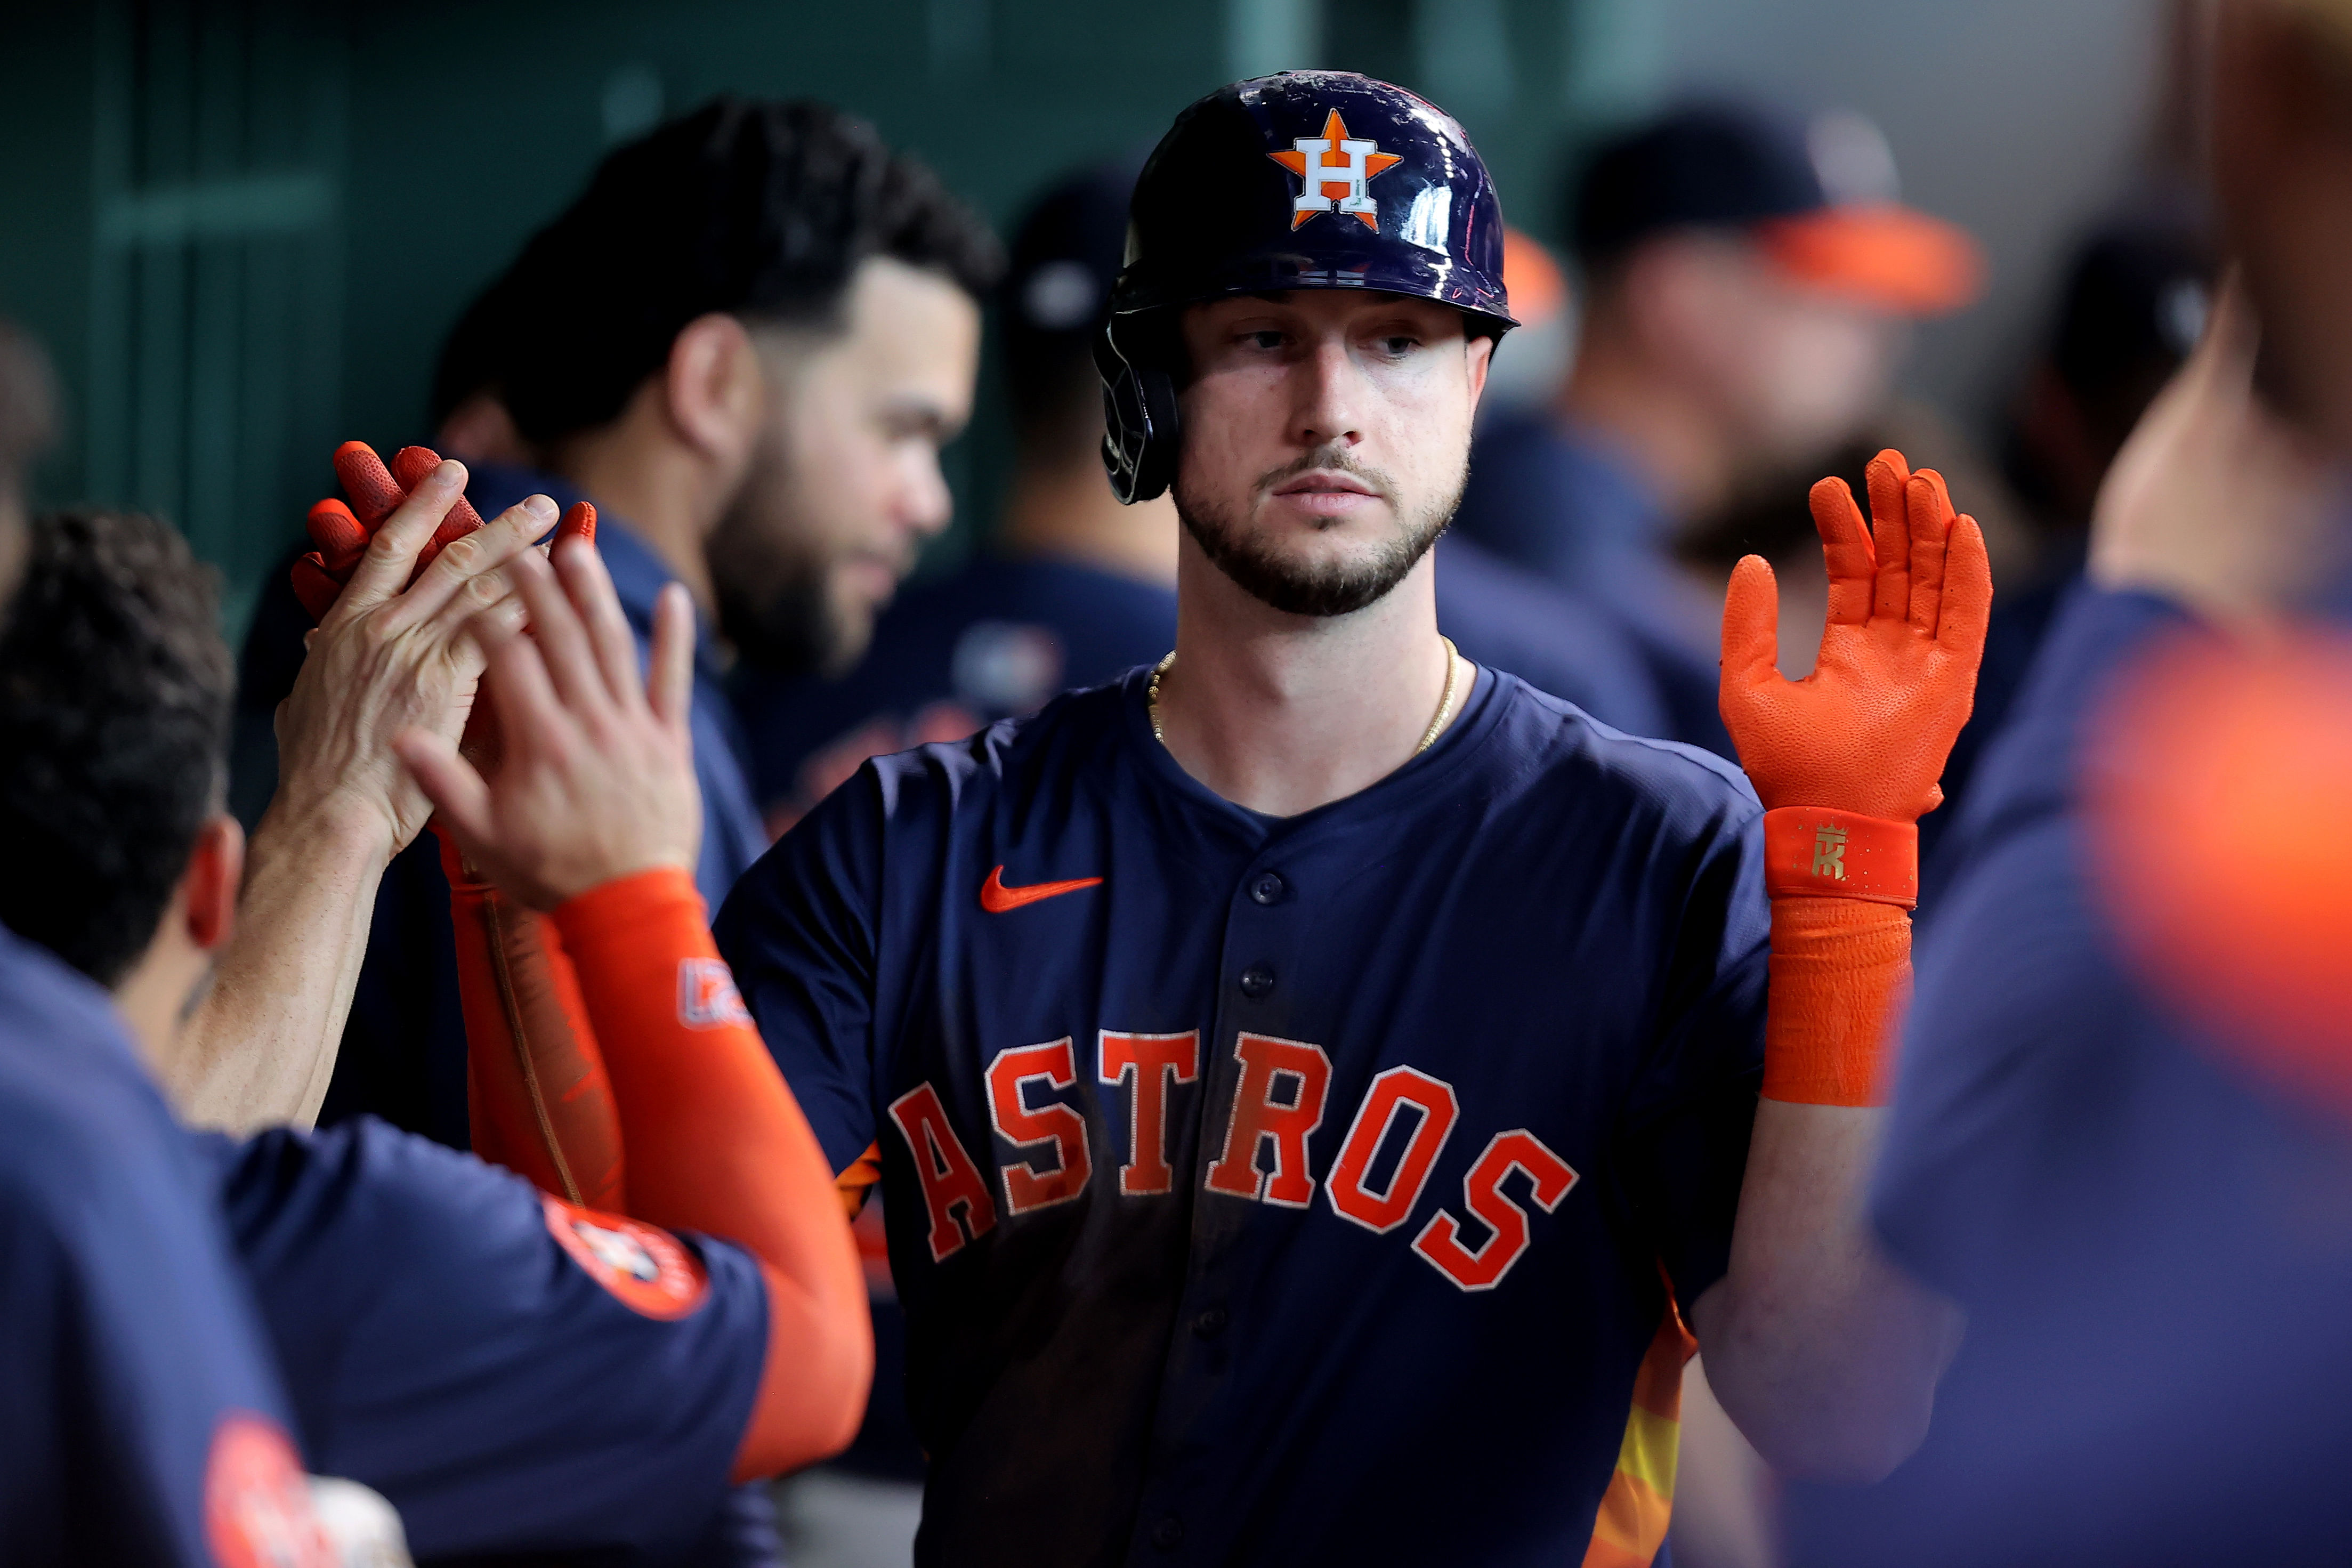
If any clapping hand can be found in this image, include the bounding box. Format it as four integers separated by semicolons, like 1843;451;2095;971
395;539;702;911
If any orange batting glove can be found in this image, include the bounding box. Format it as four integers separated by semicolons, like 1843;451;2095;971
1719;449;1992;1104
289;441;595;624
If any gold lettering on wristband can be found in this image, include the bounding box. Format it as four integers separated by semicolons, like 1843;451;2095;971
1809;825;1849;880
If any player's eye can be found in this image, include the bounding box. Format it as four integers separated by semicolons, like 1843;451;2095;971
1240;329;1287;351
1376;334;1420;357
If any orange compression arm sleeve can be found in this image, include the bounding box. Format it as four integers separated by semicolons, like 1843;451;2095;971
1759;896;1911;1108
549;867;872;1480
439;832;626;1211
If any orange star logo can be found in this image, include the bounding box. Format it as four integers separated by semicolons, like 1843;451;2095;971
1270;109;1405;231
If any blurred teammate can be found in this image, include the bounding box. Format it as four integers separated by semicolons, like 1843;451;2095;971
229;100;998;1165
1453;102;1983;752
1914;213;2214;879
0;333;340;1565
1788;1;2352;1557
0;492;872;1562
704;72;1984;1565
739;160;1182;830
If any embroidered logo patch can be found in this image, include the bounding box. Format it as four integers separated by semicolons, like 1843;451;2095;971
678;956;753;1029
1269;109;1404;231
205;1412;333;1568
542;1194;709;1319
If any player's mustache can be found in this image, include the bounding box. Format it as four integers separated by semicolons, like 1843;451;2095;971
1255;448;1397;503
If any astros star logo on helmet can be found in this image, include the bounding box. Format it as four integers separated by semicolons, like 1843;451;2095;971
1270;109;1404;230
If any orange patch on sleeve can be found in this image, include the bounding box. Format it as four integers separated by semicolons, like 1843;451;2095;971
205;1412;333;1568
541;1193;710;1320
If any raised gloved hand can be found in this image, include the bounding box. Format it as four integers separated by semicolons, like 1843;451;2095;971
1719;448;1992;908
289;441;595;623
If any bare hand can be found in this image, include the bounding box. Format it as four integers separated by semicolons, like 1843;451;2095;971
2089;275;2346;628
271;460;556;854
394;539;701;910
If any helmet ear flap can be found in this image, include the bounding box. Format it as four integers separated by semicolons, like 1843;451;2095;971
1095;320;1180;504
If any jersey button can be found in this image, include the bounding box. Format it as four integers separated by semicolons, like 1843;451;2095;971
1239;964;1275;999
1193;1305;1228;1338
1150;1515;1185;1551
1248;871;1286;906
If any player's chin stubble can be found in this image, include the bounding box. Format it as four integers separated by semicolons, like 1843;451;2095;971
1174;452;1464;619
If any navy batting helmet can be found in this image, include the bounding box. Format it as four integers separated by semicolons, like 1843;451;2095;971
1097;71;1516;503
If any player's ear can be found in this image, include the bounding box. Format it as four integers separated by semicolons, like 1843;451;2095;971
1464;330;1494;409
663;312;765;472
183;812;245;954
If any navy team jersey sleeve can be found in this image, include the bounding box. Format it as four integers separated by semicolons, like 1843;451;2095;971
0;929;298;1567
1606;740;1771;1313
713;762;892;1174
205;1117;770;1563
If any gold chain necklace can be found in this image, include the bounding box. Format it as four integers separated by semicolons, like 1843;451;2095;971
1147;636;1463;757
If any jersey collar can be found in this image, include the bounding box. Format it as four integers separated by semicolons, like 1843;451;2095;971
1118;658;1509;845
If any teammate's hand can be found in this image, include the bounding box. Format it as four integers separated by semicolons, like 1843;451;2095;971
272;462;557;855
1719;449;1992;821
395;539;702;910
2088;276;2342;628
290;440;594;624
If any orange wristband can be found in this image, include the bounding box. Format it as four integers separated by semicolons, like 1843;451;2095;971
1760;898;1911;1107
1761;807;1918;908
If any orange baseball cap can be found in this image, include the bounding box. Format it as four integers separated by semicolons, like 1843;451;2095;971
1753;203;1984;316
1500;227;1569;328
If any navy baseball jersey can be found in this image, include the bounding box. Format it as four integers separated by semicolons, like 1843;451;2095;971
715;665;1769;1565
199;1116;773;1564
0;924;304;1566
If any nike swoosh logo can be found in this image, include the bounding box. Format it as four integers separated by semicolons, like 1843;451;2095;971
980;864;1104;914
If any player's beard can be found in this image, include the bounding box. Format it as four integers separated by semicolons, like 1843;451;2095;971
704;438;853;678
1174;447;1462;618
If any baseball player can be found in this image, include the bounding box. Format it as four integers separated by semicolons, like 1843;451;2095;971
1792;0;2352;1531
0;497;869;1562
715;72;1987;1564
0;918;329;1566
462;71;1989;1563
0;339;333;1566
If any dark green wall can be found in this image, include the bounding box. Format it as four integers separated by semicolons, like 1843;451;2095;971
0;6;106;510
0;0;1639;637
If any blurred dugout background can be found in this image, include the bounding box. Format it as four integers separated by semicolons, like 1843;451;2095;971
0;0;2169;640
